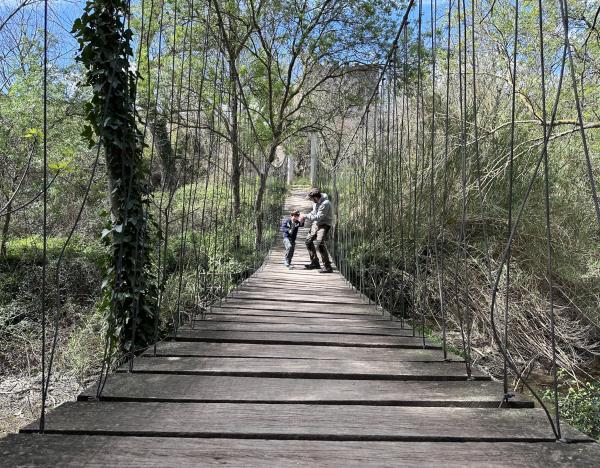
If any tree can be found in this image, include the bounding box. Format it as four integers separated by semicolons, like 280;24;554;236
219;0;400;247
211;0;260;247
73;0;158;353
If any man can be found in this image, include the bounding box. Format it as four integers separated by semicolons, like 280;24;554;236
300;187;333;273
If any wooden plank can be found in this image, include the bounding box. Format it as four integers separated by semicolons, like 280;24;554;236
229;291;369;305
144;342;459;361
249;270;347;279
219;300;379;315
121;356;487;380
183;321;414;337
238;281;355;292
235;285;365;299
266;255;317;263
170;329;437;348
237;281;354;291
242;279;349;289
21;402;588;441
249;275;347;285
267;249;325;256
243;273;351;284
207;307;389;320
266;261;328;266
2;435;599;467
229;290;366;302
79;374;526;408
241;279;357;293
197;314;408;329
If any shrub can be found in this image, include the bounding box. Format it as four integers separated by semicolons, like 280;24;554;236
4;235;106;265
543;378;600;441
60;301;105;383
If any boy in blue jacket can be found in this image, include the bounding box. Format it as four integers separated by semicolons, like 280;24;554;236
280;209;304;268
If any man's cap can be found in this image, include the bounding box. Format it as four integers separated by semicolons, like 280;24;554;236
290;209;300;216
308;187;321;198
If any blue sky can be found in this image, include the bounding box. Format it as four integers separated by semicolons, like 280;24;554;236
0;0;84;67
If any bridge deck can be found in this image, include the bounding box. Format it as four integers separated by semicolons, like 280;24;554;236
1;189;599;466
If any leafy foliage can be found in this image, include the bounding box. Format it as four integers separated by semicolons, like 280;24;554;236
544;377;600;441
73;0;158;354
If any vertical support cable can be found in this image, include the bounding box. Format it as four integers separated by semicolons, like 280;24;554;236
504;0;519;398
557;0;600;229
439;0;453;359
39;0;49;434
456;0;473;378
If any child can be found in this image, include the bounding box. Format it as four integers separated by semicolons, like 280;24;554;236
280;209;304;268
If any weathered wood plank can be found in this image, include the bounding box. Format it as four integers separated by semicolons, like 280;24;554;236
249;270;347;280
197;314;408;329
230;290;360;299
266;251;325;258
207;307;389;320
183;321;414;337
243;273;350;284
219;299;379;315
2;435;598;468
241;279;357;293
237;282;355;294
170;329;436;348
232;288;360;299
120;356;486;380
235;284;361;297
266;256;315;261
248;277;347;286
229;291;369;305
78;375;527;407
144;342;458;361
21;402;588;441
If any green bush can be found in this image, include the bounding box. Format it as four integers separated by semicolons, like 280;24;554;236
544;379;600;441
60;301;105;383
4;235;106;265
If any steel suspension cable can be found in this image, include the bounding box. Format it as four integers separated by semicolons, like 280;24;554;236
39;0;49;433
538;0;561;440
438;0;454;360
454;0;471;378
126;0;160;372
503;0;519;397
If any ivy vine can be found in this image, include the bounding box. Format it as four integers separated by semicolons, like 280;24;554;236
73;0;158;355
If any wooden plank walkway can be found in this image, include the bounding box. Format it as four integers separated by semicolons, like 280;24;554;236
1;188;599;466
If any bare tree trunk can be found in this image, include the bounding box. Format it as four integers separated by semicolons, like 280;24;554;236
0;198;11;258
150;109;176;190
254;140;279;249
254;168;269;250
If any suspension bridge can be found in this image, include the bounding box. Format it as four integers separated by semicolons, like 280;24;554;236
0;188;598;465
1;0;600;464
